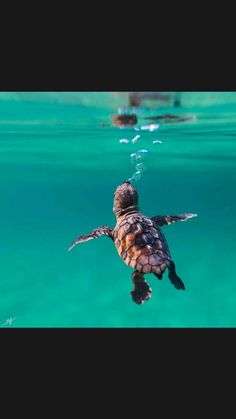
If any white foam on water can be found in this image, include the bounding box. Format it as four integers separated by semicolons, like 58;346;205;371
141;124;160;131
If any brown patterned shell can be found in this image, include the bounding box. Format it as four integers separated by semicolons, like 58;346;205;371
113;213;171;275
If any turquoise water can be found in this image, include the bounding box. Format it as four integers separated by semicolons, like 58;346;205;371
0;92;236;327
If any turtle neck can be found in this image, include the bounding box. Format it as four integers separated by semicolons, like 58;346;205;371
114;205;139;220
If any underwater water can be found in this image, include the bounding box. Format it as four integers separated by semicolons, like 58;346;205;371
0;91;236;328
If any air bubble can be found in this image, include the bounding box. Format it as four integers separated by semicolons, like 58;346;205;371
136;163;145;172
119;139;130;143
131;171;142;181
130;149;148;164
141;124;160;131
131;134;140;144
153;140;163;144
130;153;142;163
137;149;148;154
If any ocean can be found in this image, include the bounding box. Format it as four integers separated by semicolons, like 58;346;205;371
0;91;236;327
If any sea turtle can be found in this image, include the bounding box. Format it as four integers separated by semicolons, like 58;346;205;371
68;181;197;304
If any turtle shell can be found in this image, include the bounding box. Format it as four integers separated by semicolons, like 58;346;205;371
113;213;171;275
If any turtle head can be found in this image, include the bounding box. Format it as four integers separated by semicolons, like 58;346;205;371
113;181;139;218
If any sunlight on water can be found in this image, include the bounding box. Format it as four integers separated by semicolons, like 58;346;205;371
0;92;236;327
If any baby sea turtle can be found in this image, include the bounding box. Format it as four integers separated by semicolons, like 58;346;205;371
68;181;197;305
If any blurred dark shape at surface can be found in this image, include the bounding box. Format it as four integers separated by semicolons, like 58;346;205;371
112;114;138;127
143;114;195;124
128;92;172;107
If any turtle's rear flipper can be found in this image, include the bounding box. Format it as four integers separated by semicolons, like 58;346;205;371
131;271;152;304
153;272;163;280
168;261;185;290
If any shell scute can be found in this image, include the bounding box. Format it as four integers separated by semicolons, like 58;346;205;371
125;255;131;265
136;262;143;272
160;263;167;272
130;259;137;269
152;266;162;275
130;223;143;234
142;264;152;274
118;224;131;240
137;254;149;266
115;214;171;272
142;245;153;256
149;255;158;265
127;245;142;260
149;227;159;238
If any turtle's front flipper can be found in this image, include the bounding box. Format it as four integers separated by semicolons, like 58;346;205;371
131;271;152;305
151;214;197;227
168;261;185;290
68;226;113;251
